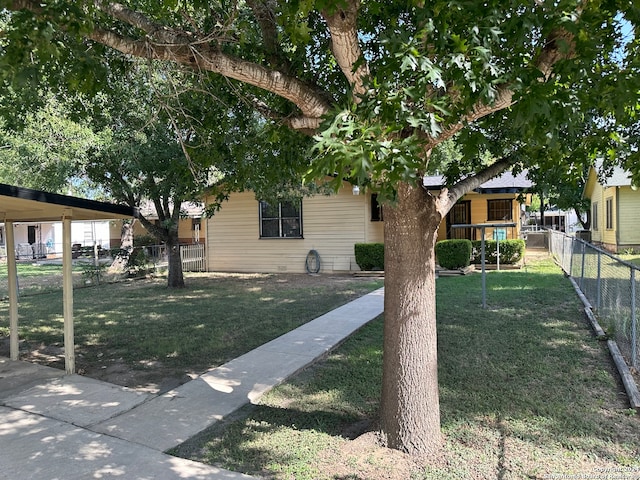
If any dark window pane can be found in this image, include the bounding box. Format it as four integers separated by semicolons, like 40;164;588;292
371;194;383;221
259;199;302;238
260;201;279;218
280;201;300;217
487;199;512;221
261;219;280;237
451;203;468;223
282;218;301;237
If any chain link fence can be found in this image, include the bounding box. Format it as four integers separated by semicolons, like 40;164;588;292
549;229;639;370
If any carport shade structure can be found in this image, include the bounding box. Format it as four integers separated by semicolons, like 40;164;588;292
1;183;136;374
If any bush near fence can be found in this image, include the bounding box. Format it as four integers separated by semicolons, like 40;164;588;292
471;239;525;265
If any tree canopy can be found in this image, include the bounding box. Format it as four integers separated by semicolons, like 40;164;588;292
0;95;96;193
1;0;638;458
2;2;638;187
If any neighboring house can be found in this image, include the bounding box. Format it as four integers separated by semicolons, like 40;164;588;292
0;220;111;259
423;170;532;243
583;164;640;252
203;171;531;274
525;208;582;233
108;201;205;248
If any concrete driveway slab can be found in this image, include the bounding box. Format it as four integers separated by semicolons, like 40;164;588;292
0;407;256;480
0;357;65;401
3;374;151;427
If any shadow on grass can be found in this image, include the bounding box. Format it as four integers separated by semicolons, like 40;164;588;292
436;266;637;463
181;262;639;478
0;273;383;388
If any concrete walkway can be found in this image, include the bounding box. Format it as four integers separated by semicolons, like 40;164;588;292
0;287;384;480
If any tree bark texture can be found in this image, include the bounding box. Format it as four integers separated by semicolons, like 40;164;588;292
109;219;135;272
380;182;442;456
166;229;185;289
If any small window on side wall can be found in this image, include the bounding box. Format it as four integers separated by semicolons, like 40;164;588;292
259;200;303;238
605;197;614;230
487;199;513;221
592;202;599;231
371;194;384;222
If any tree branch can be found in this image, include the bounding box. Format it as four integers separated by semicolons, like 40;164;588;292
7;0;331;132
85;29;330;128
536;28;576;81
428;22;575;149
95;1;162;35
245;0;289;70
322;0;369;99
436;157;515;215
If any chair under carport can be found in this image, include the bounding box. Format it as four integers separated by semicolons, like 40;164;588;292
1;183;135;374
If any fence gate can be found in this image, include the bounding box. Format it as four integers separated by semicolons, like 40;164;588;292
180;243;206;272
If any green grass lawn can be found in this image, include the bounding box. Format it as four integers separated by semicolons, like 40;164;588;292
173;258;640;479
0;270;383;388
0;261;85;297
619;254;640;267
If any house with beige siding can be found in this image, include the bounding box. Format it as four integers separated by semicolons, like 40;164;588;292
203;171;531;274
204;182;383;273
583;165;640;252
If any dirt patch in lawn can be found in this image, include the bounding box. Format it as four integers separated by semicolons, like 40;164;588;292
314;431;427;480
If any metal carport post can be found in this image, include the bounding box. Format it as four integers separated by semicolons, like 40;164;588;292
1;183;135;374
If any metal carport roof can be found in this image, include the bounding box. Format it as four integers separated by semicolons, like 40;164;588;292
0;183;134;222
1;183;135;374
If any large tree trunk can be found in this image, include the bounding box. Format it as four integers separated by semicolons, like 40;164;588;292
380;182;442;456
109;219;135;272
166;228;185;288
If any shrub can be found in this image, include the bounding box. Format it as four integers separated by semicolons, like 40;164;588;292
81;263;107;284
470;239;525;264
134;234;158;247
354;243;384;271
435;240;472;270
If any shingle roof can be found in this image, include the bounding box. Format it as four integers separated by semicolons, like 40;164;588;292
423;170;532;193
599;166;632;187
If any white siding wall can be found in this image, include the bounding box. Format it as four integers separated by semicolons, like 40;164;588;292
207;184;381;273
